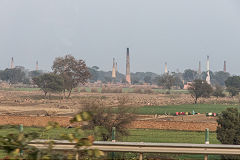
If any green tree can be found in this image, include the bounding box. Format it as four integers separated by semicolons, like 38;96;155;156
213;71;230;86
217;108;240;160
52;55;90;98
0;68;28;84
225;76;240;97
29;70;44;79
172;72;184;89
144;76;152;84
88;67;98;82
188;79;213;104
32;73;64;97
157;74;175;91
183;69;197;82
213;84;225;98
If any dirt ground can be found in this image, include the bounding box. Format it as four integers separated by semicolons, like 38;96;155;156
0;90;234;131
0;90;237;116
0;115;217;131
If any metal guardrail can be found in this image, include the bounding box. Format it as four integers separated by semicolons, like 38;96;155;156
29;140;240;156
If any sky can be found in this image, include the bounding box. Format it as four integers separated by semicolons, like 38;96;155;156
0;0;240;75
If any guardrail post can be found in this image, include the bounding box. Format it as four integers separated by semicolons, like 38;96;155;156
19;124;23;156
112;127;116;142
112;127;116;159
75;152;79;160
139;153;143;160
19;124;23;133
204;128;209;160
205;128;209;144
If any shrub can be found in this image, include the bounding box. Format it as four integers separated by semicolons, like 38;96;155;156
213;85;225;98
217;108;240;159
80;88;87;92
81;98;135;141
91;88;98;93
101;87;122;93
143;88;154;94
132;88;143;94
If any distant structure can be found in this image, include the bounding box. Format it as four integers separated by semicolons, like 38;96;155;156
36;61;39;71
126;48;131;84
198;61;201;75
10;57;14;69
224;61;226;72
112;58;116;81
206;56;211;84
164;62;168;74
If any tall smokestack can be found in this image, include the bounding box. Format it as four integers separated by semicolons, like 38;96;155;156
10;57;14;69
112;58;116;79
126;48;131;84
224;61;226;72
206;56;211;84
36;61;39;71
164;62;168;74
198;61;201;75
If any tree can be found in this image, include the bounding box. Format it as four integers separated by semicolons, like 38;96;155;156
217;108;240;160
172;72;184;89
132;77;140;85
88;67;98;83
157;74;175;91
52;55;90;98
213;84;225;98
29;70;44;79
144;76;152;84
225;76;240;97
183;69;197;82
0;68;28;84
82;98;135;141
188;79;213;104
32;73;64;97
213;71;230;86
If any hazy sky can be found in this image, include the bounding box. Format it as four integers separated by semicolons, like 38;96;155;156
0;0;240;74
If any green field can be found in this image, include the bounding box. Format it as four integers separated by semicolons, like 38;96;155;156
133;104;240;115
0;126;221;159
0;125;219;144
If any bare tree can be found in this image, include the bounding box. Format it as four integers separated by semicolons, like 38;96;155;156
81;98;135;141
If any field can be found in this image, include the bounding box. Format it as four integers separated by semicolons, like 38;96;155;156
0;125;220;144
133;104;239;115
0;87;237;159
0;125;221;160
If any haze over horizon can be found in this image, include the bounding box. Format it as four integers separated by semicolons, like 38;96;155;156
0;0;240;74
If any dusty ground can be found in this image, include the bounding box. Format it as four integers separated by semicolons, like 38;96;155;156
0;90;237;116
0;90;235;131
0;114;217;131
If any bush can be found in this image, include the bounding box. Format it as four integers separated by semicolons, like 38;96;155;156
213;85;225;98
132;88;143;94
143;88;154;94
101;87;122;93
91;88;98;93
81;98;135;141
80;88;87;92
217;108;240;159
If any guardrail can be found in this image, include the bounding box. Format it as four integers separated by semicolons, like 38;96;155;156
29;140;240;160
